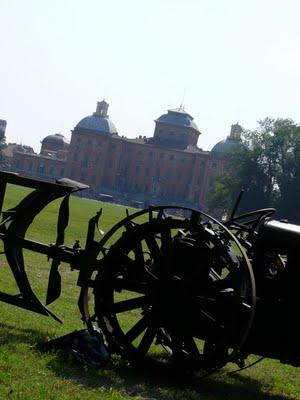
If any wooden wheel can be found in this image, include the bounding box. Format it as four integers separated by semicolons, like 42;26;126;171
94;207;255;372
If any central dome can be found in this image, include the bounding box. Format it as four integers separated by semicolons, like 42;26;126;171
75;100;118;134
156;108;199;131
152;106;200;149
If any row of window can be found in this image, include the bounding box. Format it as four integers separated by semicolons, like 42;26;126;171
15;159;65;177
133;165;203;183
73;135;216;170
74;136;118;150
15;156;207;190
157;129;186;138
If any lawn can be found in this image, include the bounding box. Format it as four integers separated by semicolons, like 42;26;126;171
0;184;299;400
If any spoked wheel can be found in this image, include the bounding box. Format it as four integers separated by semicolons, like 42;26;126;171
94;206;256;373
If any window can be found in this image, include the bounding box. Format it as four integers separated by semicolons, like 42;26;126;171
135;165;140;174
37;162;45;173
49;166;54;175
28;161;33;171
82;155;89;168
108;159;113;168
60;168;65;176
160;153;165;159
123;165;128;176
169;154;174;161
73;153;78;162
91;175;96;184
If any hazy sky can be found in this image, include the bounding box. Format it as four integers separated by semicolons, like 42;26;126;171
1;0;300;153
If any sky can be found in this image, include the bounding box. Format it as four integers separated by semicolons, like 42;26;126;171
1;0;300;153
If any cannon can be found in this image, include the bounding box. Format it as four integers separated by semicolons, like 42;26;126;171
0;170;299;373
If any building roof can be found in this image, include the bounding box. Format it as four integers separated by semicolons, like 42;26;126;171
3;143;35;158
41;133;70;146
155;108;199;131
75;100;118;134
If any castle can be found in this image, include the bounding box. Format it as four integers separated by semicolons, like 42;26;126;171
8;101;241;209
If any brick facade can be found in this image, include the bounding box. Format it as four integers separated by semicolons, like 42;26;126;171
10;102;228;210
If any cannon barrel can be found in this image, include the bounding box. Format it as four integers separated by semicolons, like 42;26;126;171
257;219;300;251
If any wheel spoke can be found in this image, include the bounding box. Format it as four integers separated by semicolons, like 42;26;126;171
138;325;157;355
209;271;234;292
145;235;160;259
160;226;172;253
190;210;201;226
118;253;138;269
199;308;221;327
184;336;201;360
133;241;144;266
191;302;225;338
112;295;148;314
114;277;149;294
125;316;148;342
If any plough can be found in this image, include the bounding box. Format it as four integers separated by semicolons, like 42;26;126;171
0;170;299;373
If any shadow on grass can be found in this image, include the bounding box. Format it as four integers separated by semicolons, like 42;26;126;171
45;349;291;400
0;321;49;347
0;322;293;400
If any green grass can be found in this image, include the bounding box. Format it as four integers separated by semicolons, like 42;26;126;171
0;184;299;399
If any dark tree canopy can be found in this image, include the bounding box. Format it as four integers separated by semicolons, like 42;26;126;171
209;118;300;223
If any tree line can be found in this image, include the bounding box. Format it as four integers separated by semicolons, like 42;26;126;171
209;117;300;224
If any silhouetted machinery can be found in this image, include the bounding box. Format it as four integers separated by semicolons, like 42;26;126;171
0;170;299;372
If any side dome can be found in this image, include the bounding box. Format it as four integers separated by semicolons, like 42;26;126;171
211;123;243;154
41;133;70;153
42;133;70;146
75;100;117;134
156;108;199;131
211;137;237;154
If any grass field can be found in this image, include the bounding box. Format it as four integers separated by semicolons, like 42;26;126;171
0;184;299;400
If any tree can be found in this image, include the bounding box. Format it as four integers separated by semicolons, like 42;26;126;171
209;118;300;223
0;120;7;165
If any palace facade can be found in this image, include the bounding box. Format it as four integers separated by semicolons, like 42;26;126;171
9;101;241;209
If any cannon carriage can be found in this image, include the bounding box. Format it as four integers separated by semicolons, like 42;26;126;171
0;170;299;373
